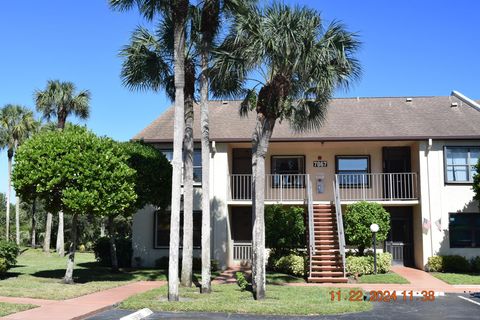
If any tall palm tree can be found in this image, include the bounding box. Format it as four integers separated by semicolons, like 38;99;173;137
110;0;189;301
210;3;361;299
35;80;91;256
119;8;198;287
0;105;37;243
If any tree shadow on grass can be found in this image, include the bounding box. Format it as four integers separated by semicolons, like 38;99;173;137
31;263;167;283
266;273;305;285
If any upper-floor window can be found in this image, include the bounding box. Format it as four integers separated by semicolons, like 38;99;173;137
335;155;370;187
271;155;305;188
445;147;479;183
161;149;202;184
449;213;480;248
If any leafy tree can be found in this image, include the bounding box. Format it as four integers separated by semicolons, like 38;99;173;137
13;126;136;283
35;80;91;256
265;205;305;256
344;201;390;256
110;0;189;301
210;3;360;299
0;104;38;243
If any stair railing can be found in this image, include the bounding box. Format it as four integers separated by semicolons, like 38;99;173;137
305;176;315;277
333;178;346;277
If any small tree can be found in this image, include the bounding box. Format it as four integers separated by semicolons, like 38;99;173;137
344;201;390;256
265;205;305;256
13;126;137;282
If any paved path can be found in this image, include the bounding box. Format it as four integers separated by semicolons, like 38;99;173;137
1;281;165;320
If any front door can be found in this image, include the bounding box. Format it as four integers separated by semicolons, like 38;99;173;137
385;207;414;266
232;149;252;199
383;147;412;199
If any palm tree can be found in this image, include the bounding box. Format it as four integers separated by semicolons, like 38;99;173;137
210;3;361;299
35;80;91;256
110;0;189;301
119;8;198;286
0;105;37;243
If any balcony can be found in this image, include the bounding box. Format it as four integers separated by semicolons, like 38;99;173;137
228;172;418;203
335;172;418;202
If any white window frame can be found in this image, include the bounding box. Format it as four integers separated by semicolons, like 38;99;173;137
444;146;479;184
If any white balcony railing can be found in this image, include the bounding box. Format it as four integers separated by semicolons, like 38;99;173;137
233;241;252;261
335;172;418;201
229;174;308;201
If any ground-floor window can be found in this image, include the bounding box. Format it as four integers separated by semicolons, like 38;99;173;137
449;213;480;248
154;210;202;248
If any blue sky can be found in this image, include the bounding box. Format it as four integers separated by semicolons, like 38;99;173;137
0;0;479;195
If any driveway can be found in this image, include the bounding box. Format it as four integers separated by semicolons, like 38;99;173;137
88;293;480;320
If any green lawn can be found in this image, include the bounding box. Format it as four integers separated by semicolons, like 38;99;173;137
0;248;167;300
356;272;409;284
266;272;306;285
0;302;37;316
432;273;480;285
120;284;371;316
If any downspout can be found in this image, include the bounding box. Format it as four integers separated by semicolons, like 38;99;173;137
426;138;434;258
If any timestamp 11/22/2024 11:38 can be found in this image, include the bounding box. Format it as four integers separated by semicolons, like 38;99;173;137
330;290;436;302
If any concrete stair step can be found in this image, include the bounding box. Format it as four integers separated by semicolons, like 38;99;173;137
308;277;348;283
310;271;344;277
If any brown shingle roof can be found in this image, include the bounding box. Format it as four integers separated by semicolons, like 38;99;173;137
133;96;480;142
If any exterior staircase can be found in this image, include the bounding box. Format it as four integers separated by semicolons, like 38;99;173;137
307;204;348;283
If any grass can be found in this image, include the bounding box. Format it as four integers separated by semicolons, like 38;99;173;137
120;284;371;316
266;272;306;285
432;272;480;285
0;248;167;300
0;302;37;316
356;272;409;284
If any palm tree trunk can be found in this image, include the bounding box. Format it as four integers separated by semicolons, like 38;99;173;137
169;0;188;301
15;196;20;245
251;115;275;300
200;47;211;293
43;212;52;253
63;213;78;284
56;211;65;256
108;215;118;272
181;96;194;287
100;218;106;237
31;198;36;247
5;152;12;241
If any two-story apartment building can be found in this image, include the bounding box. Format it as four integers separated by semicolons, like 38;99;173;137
131;92;480;283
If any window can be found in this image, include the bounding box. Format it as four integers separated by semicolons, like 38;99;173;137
445;147;479;183
449;213;480;248
271;155;305;188
335;155;370;187
154;210;201;248
161;149;202;184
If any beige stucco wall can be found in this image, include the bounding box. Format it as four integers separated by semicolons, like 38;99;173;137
417;140;480;268
132;142;231;269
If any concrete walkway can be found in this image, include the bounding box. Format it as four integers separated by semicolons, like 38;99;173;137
1;281;165;320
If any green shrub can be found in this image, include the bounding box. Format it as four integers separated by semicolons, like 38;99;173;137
344;202;390;255
0;258;8;274
274;254;306;277
442;255;470;273
93;237;132;268
235;272;249;291
471;256;480;273
427;255;443;272
0;241;20;269
265;205;305;254
346;252;392;276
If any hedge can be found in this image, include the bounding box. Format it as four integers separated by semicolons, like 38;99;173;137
346;252;392;276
